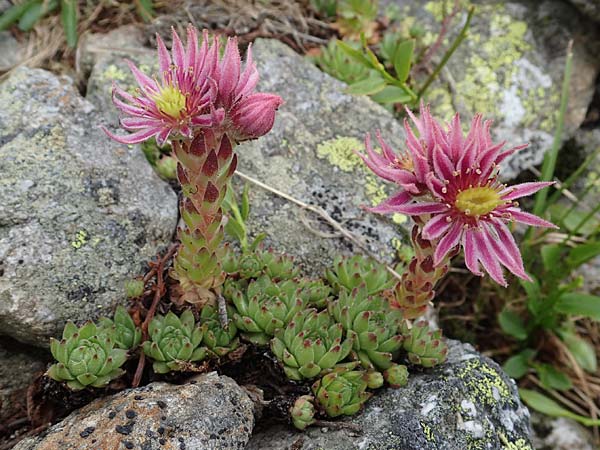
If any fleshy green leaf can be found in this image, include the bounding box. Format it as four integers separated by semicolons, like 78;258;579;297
393;39;414;82
0;0;38;30
555;292;600;320
502;349;535;379
60;0;78;48
498;309;528;340
345;74;386;95
535;363;572;391
561;331;597;373
520;389;600;426
566;241;600;269
541;244;563;273
369;85;413;104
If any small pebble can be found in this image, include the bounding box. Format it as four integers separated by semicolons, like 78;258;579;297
123;441;134;449
125;410;137;419
157;400;167;409
134;395;143;400
158;426;165;435
159;438;166;446
115;424;133;435
108;411;117;419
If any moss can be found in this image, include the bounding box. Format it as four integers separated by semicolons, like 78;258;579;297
457;358;512;408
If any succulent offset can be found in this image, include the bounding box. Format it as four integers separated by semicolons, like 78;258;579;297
98;305;142;350
142;310;206;373
312;367;372;417
270;309;353;381
200;304;240;357
225;276;306;345
401;320;448;368
326;255;394;295
48;321;127;390
384;363;409;388
290;395;317;430
329;285;404;371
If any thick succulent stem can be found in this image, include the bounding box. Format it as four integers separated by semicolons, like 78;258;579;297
170;132;238;306
390;225;451;319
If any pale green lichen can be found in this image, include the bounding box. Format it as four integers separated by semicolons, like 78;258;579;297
500;433;533;450
102;64;127;82
457;358;512;408
421;421;436;443
316;136;395;208
71;230;88;249
423;1;557;133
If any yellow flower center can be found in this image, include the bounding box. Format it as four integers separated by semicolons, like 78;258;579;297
455;186;503;216
153;85;186;119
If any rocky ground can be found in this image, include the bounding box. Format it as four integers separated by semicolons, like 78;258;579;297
1;0;599;449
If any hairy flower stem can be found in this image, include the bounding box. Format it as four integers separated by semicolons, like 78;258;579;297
170;131;238;307
390;224;452;319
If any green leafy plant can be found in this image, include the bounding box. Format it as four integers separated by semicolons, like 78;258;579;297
332;0;379;42
311;366;372;417
48;321;128;390
494;43;600;425
290;395;317;430
142;310;206;374
325;255;394;295
400;320;448;368
200;304;240;357
0;0;155;47
270;308;353;380
98;305;142;351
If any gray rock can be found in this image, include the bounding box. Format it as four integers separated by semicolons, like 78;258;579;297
386;0;600;179
13;373;255;450
248;340;532;450
531;412;597;450
568;0;600;23
0;67;178;346
0;338;46;423
0;31;23;72
85;35;405;277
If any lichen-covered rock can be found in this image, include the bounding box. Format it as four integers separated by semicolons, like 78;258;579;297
0;67;177;346
85;34;405;277
13;373;255;450
235;38;407;276
248;340;532;450
385;0;600;179
0;338;47;423
531;412;597;450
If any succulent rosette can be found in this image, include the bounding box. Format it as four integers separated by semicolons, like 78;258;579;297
142;310;206;373
329;285;404;370
48;321;127;390
298;279;332;309
312;367;372;417
98;305;142;350
384;363;409;388
225;276;306;345
360;104;556;286
200;304;240;357
326;255;394;295
290;395;316;430
400;320;448;368
271;309;353;381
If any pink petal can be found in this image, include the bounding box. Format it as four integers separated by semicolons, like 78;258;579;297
507;208;557;228
473;229;507;286
375;131;397;162
120;117;165;130
434;221;462;265
422;213;452;240
237;43;259;98
432;143;454;181
219;37;241;109
501;181;554;201
126;60;158;96
101;126;159;144
488;220;530;280
171;27;185;69
370;199;447;216
184;25;198;71
367;190;412;214
156;33;171;83
448;113;463;161
463;230;482;275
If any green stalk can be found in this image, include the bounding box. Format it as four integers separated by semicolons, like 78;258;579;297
546;146;600;206
532;41;573;216
416;6;474;102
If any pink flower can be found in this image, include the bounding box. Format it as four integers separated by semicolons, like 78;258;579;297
215;37;283;141
103;26;220;146
364;106;557;286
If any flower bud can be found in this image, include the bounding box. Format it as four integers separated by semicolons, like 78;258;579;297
230;93;283;141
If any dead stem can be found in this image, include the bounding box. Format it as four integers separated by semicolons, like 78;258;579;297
313;419;362;432
132;243;178;387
